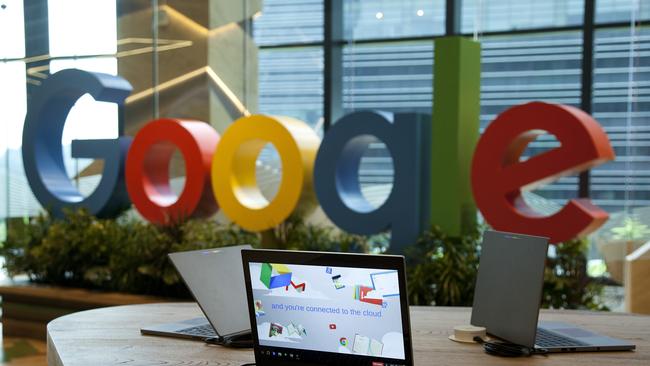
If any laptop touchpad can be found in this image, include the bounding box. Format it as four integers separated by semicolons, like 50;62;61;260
555;328;596;338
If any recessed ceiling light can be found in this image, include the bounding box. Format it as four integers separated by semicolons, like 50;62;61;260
375;12;384;20
417;9;424;17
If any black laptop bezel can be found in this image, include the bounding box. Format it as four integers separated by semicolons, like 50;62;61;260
241;249;414;366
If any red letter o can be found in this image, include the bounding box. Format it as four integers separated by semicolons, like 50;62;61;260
126;119;219;224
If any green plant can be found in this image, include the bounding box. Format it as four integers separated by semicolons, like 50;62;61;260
265;216;371;253
1;210;607;309
2;213;54;279
0;211;372;297
610;216;650;241
405;228;607;310
543;238;608;310
1;209;261;297
405;226;482;306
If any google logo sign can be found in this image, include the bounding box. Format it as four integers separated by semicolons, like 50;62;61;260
21;39;615;252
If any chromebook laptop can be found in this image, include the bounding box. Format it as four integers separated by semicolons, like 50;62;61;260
140;245;252;340
241;249;414;366
471;230;635;353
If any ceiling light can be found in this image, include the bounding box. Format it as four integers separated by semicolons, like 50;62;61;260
375;12;384;20
417;9;424;17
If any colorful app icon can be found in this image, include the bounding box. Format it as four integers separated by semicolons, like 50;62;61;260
254;299;265;316
260;263;292;289
269;323;283;337
285;280;306;292
329;324;336;330
326;267;333;274
340;337;348;346
332;274;345;290
353;285;383;306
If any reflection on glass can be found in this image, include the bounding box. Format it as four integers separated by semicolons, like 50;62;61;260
0;61;35;218
258;47;323;129
254;0;323;45
0;62;27;153
48;0;118;198
479;32;583;127
344;0;444;41
117;2;260;197
343;41;433;114
462;0;584;34
343;41;433;205
591;27;650;212
0;1;26;223
480;32;583;208
596;0;650;24
50;58;119;196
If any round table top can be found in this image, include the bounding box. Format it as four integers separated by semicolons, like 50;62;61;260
47;302;650;366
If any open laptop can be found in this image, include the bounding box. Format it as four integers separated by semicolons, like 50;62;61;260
241;249;414;365
471;230;635;353
140;245;252;340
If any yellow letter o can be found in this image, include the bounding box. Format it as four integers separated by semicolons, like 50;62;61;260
211;115;320;231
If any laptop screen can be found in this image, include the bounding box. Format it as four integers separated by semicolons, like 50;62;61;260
244;253;411;366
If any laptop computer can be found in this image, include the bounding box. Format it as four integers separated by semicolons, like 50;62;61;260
140;245;252;340
241;249;414;365
471;230;636;353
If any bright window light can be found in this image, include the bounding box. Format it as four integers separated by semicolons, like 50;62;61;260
48;0;117;57
48;0;119;181
0;62;27;152
0;0;25;59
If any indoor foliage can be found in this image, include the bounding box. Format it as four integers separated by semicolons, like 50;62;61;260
0;210;605;309
0;209;260;297
543;238;608;310
405;226;481;307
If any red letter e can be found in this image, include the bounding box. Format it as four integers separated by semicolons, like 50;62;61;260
471;102;615;243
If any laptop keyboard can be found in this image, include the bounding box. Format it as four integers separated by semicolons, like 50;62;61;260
535;328;588;348
178;324;217;338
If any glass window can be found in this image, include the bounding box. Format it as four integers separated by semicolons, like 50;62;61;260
50;58;119;196
479;32;583;127
254;0;323;46
343;41;433;114
342;32;585;210
48;0;117;57
342;41;433;203
258;47;324;129
256;47;323;201
462;0;584;34
0;0;25;58
591;26;650;213
0;61;29;220
596;0;650;24
0;1;27;225
343;0;445;41
48;0;118;197
479;31;584;209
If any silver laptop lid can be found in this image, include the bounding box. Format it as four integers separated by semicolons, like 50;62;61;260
169;245;252;336
470;231;549;348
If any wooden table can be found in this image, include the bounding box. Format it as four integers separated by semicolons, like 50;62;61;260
47;303;650;366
